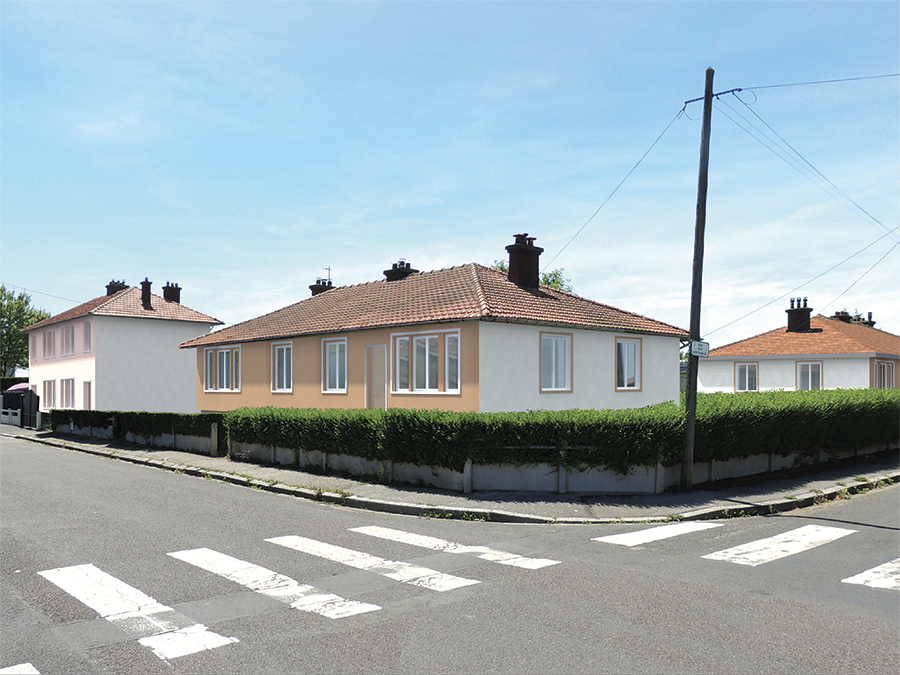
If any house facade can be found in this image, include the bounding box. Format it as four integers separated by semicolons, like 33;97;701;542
25;279;221;413
699;299;899;393
181;235;688;413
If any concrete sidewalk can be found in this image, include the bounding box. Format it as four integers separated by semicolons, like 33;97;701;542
2;423;897;524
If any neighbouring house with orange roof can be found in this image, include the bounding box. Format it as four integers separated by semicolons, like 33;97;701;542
698;298;899;393
180;235;689;414
24;279;221;413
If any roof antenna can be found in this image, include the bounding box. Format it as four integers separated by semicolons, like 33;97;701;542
323;266;332;283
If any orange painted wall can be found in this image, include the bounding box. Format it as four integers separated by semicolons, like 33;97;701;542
193;321;480;412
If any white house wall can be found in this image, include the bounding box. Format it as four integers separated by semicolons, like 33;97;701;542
699;355;871;392
28;318;96;411
93;316;215;413
477;321;681;412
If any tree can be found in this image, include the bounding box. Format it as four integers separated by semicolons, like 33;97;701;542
491;260;573;293
0;286;50;376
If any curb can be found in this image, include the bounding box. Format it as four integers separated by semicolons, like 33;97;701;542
4;431;898;525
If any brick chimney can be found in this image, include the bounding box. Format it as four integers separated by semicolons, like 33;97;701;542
857;312;876;328
162;282;181;303
106;279;127;296
309;278;333;296
786;297;812;332
505;233;543;288
830;310;852;323
140;278;153;309
383;260;418;282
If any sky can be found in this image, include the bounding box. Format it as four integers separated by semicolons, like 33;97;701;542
2;1;898;349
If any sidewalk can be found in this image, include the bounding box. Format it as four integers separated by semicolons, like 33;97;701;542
2;423;897;524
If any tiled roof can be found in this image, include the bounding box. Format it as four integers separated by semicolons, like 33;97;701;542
24;287;221;332
180;263;688;349
709;315;900;357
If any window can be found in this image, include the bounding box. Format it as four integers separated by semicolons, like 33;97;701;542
272;343;292;392
30;334;37;362
61;379;75;408
736;362;758;392
323;339;346;392
84;322;92;352
615;337;641;391
43;330;55;359
414;336;439;391
797;362;822;390
541;333;571;392
396;337;410;390
61;325;75;356
42;380;56;409
446;334;459;392
83;381;92;410
204;346;241;392
875;361;895;389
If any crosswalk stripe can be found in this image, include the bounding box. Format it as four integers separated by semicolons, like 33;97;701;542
702;524;856;567
349;526;561;569
266;535;480;591
0;664;40;674
168;548;380;618
841;558;900;590
37;564;237;660
592;522;723;547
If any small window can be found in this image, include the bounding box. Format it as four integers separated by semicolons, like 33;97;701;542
30;334;37;362
61;325;75;356
797;362;822;390
43;330;55;359
83;381;92;410
204;346;241;392
396;337;410;390
875;361;895;389
42;380;56;409
84;322;92;353
541;333;571;392
414;336;439;391
736;363;758;392
323;339;347;392
272;343;293;392
61;379;75;409
616;337;641;391
447;334;459;392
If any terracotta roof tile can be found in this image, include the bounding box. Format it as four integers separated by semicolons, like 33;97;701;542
180;263;687;349
25;287;221;332
709;315;900;357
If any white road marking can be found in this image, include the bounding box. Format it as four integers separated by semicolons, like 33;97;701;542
841;558;900;590
37;564;238;660
0;664;40;674
266;535;480;592
702;524;856;567
169;548;380;618
592;522;723;547
349;526;560;569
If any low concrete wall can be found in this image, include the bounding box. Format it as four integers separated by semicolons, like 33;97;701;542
54;424;895;495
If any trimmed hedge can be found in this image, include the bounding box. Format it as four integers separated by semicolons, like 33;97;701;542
222;389;898;474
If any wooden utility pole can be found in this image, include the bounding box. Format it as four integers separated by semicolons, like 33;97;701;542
682;67;714;492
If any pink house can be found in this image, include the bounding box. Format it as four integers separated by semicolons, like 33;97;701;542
25;279;221;414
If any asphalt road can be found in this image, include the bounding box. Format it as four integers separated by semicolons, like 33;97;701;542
2;437;898;674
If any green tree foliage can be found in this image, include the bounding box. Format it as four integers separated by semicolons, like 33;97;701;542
491;260;573;293
0;286;50;376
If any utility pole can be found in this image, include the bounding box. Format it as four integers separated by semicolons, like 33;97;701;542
682;67;714;492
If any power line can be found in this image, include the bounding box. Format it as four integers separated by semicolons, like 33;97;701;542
821;239;900;313
705;225;900;337
0;282;81;305
541;109;684;272
743;74;899;91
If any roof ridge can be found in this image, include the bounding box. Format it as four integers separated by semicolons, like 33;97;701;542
468;263;492;317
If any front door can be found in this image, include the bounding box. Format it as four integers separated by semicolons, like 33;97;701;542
366;345;387;409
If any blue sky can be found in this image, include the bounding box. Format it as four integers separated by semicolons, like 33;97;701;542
2;1;897;348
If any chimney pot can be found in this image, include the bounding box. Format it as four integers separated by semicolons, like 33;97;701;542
505;233;544;288
309;278;334;296
140;278;152;309
106;279;128;296
786;298;812;332
162;282;181;303
384;260;418;281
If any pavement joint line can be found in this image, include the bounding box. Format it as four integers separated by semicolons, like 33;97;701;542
2;430;898;525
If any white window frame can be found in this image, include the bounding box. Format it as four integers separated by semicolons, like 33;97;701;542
797;361;822;391
43;330;55;359
541;332;572;393
874;360;894;389
272;342;293;393
615;337;641;391
391;329;461;395
446;333;460;393
413;335;440;392
395;336;410;391
83;321;92;353
323;338;347;393
30;334;37;362
204;346;241;392
735;362;758;392
42;380;56;409
61;324;75;356
61;378;75;409
83;381;92;410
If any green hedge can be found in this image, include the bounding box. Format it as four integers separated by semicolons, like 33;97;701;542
222;389;898;474
49;410;226;456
